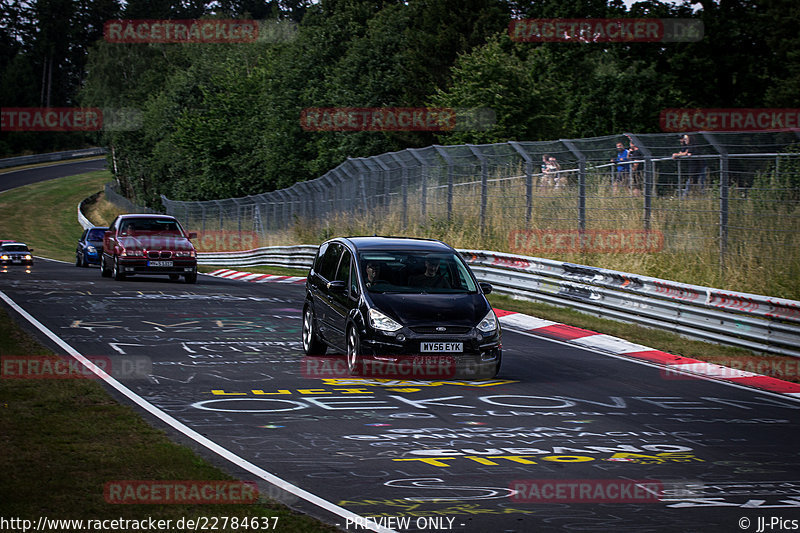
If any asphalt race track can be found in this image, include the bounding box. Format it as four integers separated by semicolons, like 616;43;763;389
3;258;800;532
0;157;107;192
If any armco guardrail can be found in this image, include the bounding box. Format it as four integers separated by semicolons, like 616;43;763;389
198;245;318;269
460;249;800;358
197;246;800;358
0;147;107;169
77;191;102;230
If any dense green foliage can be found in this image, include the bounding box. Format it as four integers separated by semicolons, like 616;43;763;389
2;0;798;205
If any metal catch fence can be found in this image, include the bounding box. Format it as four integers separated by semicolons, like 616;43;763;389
160;131;800;273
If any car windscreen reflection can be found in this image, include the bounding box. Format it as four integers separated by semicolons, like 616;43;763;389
360;252;478;294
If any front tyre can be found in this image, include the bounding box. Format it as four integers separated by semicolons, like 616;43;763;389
184;270;197;284
346;325;362;375
301;305;327;356
100;255;111;277
112;257;126;281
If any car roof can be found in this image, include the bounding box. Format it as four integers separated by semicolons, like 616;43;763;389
89;226;109;230
1;242;27;247
118;214;175;220
339;236;453;253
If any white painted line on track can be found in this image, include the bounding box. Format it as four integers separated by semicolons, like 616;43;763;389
0;290;397;533
31;256;71;263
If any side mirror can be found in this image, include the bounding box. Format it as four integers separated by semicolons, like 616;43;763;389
188;232;198;239
327;280;347;292
479;282;493;295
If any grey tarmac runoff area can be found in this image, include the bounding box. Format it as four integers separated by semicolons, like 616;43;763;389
0;158;106;192
2;259;800;533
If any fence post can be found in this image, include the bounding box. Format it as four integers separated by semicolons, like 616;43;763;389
561;139;586;231
388;153;408;230
433;146;455;222
702;133;729;272
467;145;488;234
234;199;242;239
644;157;653;231
370;158;391;217
409;149;428;221
509;141;533;226
339;162;359;217
349;158;371;217
625;133;652;230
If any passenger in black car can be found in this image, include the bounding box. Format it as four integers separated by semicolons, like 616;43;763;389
409;258;450;289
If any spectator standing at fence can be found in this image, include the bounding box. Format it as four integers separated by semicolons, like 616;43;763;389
627;138;642;196
611;141;629;193
541;154;552;187
672;134;704;196
547;156;564;189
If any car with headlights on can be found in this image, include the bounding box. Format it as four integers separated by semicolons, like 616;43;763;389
301;236;501;378
101;214;197;283
1;242;34;266
75;226;107;267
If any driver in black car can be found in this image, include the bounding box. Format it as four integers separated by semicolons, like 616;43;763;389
364;261;388;290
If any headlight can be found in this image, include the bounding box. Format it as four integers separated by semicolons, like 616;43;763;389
477;310;498;333
121;249;144;257
24;255;32;260
1;255;7;260
368;308;402;332
174;250;196;258
87;246;96;253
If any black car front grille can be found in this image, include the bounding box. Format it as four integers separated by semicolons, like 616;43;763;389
410;326;471;334
147;251;172;259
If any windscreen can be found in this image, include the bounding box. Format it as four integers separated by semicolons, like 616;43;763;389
87;229;106;240
121;219;181;234
2;244;29;252
359;251;477;294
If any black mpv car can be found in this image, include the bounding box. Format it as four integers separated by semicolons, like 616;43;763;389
302;237;502;378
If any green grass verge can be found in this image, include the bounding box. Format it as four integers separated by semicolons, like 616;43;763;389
0;170;110;262
0;309;336;531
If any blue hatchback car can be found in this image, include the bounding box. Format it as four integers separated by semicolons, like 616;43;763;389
76;227;107;267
